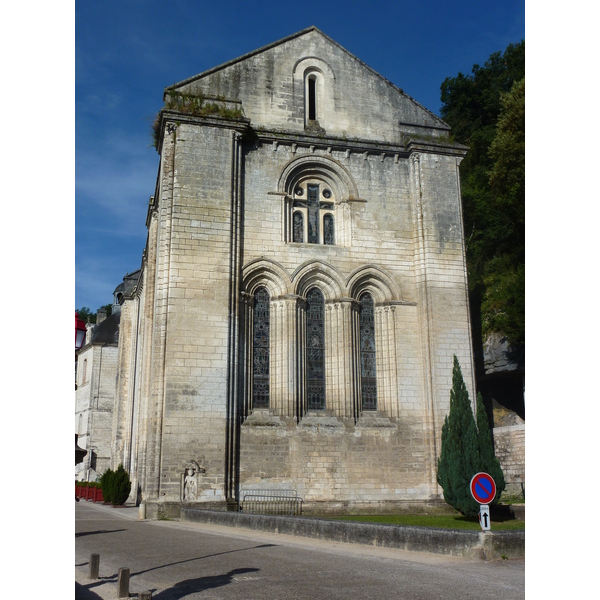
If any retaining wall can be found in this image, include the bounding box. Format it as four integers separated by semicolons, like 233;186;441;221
181;508;524;561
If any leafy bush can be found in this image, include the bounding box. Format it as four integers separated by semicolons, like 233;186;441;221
78;481;101;488
437;356;506;516
100;468;114;504
112;465;132;505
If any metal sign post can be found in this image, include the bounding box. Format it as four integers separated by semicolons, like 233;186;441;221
470;472;497;532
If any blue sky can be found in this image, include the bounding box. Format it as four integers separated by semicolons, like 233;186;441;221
76;0;525;311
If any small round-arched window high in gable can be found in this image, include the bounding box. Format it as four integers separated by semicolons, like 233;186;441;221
359;293;377;411
252;287;270;409
306;74;318;123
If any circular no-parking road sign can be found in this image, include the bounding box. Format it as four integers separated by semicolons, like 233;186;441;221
470;472;497;504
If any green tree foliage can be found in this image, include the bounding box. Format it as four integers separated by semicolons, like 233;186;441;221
100;465;131;505
99;303;113;318
476;392;506;497
437;357;480;516
76;304;113;325
437;357;505;516
112;464;132;505
76;307;95;324
482;78;525;346
100;468;114;504
440;42;525;348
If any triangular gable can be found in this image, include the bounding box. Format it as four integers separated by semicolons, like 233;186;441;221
168;27;449;144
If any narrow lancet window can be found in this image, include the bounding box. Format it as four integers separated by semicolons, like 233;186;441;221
308;76;317;121
306;288;325;410
252;287;270;409
293;211;304;243
359;293;377;410
323;214;334;245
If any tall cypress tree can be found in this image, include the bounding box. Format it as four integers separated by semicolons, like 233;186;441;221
437;357;506;516
437;356;480;516
475;392;506;501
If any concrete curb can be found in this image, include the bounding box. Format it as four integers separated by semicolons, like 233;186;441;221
181;509;524;561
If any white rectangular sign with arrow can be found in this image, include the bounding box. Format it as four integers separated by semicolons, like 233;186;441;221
479;504;491;531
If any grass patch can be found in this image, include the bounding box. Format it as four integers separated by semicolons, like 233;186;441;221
321;514;524;531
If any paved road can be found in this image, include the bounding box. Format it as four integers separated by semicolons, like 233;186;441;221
75;501;524;599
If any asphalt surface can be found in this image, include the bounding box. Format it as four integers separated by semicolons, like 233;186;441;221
75;500;525;599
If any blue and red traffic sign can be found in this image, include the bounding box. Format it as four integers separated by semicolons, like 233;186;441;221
470;472;497;505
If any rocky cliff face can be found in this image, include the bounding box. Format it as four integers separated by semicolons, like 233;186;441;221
483;332;524;375
481;333;525;427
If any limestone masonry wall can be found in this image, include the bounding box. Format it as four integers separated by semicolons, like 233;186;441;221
105;28;478;508
493;424;525;485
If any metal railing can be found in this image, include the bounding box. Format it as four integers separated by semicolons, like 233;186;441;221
241;489;303;516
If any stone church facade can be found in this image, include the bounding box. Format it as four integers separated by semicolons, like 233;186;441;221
112;27;475;514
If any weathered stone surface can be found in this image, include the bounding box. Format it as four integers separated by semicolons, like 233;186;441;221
493;424;525;485
483;332;524;375
92;27;477;511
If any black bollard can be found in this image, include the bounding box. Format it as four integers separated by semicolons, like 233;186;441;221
117;567;130;599
89;553;100;580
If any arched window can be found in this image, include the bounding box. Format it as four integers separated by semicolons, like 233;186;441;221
290;182;335;245
82;359;88;385
252;287;270;409
306;288;326;410
307;75;317;121
359;293;377;410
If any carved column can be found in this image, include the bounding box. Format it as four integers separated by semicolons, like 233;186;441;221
240;292;254;419
326;298;359;419
270;294;302;419
296;296;307;420
374;304;399;418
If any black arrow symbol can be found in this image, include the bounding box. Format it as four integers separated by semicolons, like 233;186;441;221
481;512;489;528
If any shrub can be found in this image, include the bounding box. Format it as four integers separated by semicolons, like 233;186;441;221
112;465;132;506
100;468;114;504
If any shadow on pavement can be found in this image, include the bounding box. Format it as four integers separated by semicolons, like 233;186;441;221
131;543;278;577
76;528;127;538
151;567;260;599
75;581;104;599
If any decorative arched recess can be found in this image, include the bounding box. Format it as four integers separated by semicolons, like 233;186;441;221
278;154;359;199
346;265;402;419
292;57;336;128
240;259;293;418
278;155;358;247
346;265;402;303
292;260;355;419
242;257;292;298
292;259;346;300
